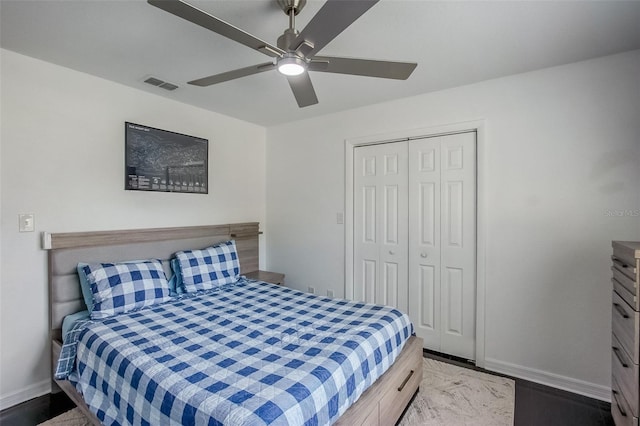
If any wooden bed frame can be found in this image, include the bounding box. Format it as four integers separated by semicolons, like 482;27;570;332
47;222;422;425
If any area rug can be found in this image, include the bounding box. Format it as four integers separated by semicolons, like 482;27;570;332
38;406;93;426
399;358;515;426
40;358;515;426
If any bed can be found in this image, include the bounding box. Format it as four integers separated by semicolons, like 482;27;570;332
47;223;423;425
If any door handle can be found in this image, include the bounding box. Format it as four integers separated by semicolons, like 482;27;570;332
389;250;395;255
397;369;415;392
612;390;628;417
420;253;428;258
613;346;629;368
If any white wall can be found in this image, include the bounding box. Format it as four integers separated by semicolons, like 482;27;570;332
266;50;640;399
0;49;267;408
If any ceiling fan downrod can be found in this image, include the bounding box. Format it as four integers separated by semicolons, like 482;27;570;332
277;0;305;51
289;7;295;32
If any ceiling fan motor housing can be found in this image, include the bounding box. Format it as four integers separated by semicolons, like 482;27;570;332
277;28;299;51
277;0;307;16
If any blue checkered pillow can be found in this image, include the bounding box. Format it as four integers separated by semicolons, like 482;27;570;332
83;259;171;320
175;240;240;293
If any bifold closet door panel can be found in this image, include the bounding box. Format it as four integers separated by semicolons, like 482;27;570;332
438;132;477;360
408;138;442;350
408;132;476;360
354;142;409;312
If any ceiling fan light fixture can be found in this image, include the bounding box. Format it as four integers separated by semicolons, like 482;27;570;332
277;55;306;76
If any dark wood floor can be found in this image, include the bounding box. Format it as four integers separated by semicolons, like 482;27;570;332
424;350;614;426
0;392;76;426
0;354;614;426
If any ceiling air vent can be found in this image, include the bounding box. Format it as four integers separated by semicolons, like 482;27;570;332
143;76;179;91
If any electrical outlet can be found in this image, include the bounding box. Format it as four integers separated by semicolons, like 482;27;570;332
308;286;315;294
327;290;334;298
336;212;344;224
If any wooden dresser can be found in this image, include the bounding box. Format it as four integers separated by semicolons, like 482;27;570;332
611;241;640;426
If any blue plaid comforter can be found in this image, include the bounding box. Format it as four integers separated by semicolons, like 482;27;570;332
57;279;413;425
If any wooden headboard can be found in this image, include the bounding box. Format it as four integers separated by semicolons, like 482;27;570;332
47;222;259;342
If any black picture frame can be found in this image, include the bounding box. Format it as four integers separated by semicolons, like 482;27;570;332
125;122;208;194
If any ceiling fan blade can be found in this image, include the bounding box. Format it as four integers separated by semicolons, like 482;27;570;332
287;73;318;108
188;62;276;86
148;0;285;58
309;56;417;80
290;0;378;58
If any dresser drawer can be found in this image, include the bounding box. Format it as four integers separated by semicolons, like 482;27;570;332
613;375;639;426
613;242;640;276
613;291;640;365
613;273;639;313
611;256;638;288
612;333;639;418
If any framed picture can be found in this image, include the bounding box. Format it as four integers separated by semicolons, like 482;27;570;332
125;122;208;194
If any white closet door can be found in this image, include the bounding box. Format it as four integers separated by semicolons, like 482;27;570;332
439;132;476;359
408;138;442;350
409;132;476;360
354;142;409;312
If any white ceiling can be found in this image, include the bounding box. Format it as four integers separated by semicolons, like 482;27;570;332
2;0;640;127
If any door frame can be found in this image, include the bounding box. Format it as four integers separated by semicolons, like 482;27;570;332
345;120;487;367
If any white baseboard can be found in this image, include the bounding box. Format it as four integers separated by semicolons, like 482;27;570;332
484;357;611;402
0;379;51;411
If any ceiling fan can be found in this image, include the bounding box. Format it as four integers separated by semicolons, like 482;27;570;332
147;0;417;108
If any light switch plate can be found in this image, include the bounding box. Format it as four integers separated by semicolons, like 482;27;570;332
19;214;35;232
